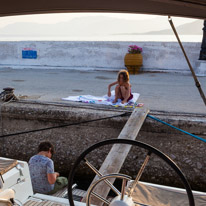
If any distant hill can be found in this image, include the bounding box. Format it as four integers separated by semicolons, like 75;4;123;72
141;20;203;35
0;16;203;37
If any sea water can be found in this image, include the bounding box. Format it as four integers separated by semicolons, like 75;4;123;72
0;35;202;42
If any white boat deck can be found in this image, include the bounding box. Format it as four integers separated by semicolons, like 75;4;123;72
23;199;67;206
27;193;87;206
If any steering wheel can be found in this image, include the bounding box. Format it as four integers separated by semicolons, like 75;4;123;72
68;139;195;206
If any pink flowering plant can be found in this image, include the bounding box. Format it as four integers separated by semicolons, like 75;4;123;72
128;45;143;54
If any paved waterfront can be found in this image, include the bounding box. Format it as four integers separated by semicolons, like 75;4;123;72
0;68;206;114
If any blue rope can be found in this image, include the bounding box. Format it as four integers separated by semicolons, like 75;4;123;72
147;114;206;144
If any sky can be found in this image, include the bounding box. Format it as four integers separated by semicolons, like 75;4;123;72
0;13;198;29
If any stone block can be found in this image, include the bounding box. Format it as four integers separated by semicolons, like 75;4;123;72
195;60;206;76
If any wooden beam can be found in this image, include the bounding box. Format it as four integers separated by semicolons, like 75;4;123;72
83;107;149;205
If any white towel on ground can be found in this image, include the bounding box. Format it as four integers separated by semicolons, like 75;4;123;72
62;90;143;107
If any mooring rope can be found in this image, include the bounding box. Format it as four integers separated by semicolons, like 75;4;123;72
147;114;206;144
0;112;131;139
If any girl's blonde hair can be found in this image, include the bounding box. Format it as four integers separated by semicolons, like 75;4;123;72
117;70;129;83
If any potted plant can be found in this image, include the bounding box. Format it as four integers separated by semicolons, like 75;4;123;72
124;45;143;74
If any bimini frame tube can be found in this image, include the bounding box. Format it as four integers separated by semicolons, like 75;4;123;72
168;16;206;106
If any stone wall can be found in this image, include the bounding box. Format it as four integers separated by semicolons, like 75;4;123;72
0;41;201;73
0;101;205;191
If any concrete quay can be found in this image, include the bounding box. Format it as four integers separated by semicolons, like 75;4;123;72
0;68;205;114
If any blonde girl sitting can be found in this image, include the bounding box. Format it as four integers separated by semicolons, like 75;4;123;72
108;70;133;104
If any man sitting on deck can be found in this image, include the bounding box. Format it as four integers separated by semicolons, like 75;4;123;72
29;141;68;194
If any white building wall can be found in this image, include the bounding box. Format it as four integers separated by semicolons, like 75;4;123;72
0;41;201;72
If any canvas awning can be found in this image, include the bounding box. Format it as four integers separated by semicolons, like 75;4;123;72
0;0;206;19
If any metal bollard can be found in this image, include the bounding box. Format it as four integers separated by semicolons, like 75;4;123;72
0;87;18;102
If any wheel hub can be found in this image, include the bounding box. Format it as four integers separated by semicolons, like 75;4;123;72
109;195;135;206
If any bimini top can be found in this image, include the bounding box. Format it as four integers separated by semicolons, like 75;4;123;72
0;0;206;19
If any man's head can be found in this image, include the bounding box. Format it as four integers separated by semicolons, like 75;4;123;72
38;141;55;158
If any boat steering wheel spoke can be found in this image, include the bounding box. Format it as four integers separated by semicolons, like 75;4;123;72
90;191;111;205
128;151;152;197
84;158;121;196
120;178;127;201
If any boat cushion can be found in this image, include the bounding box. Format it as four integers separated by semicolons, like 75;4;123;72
0;199;12;206
0;189;15;200
0;189;15;206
